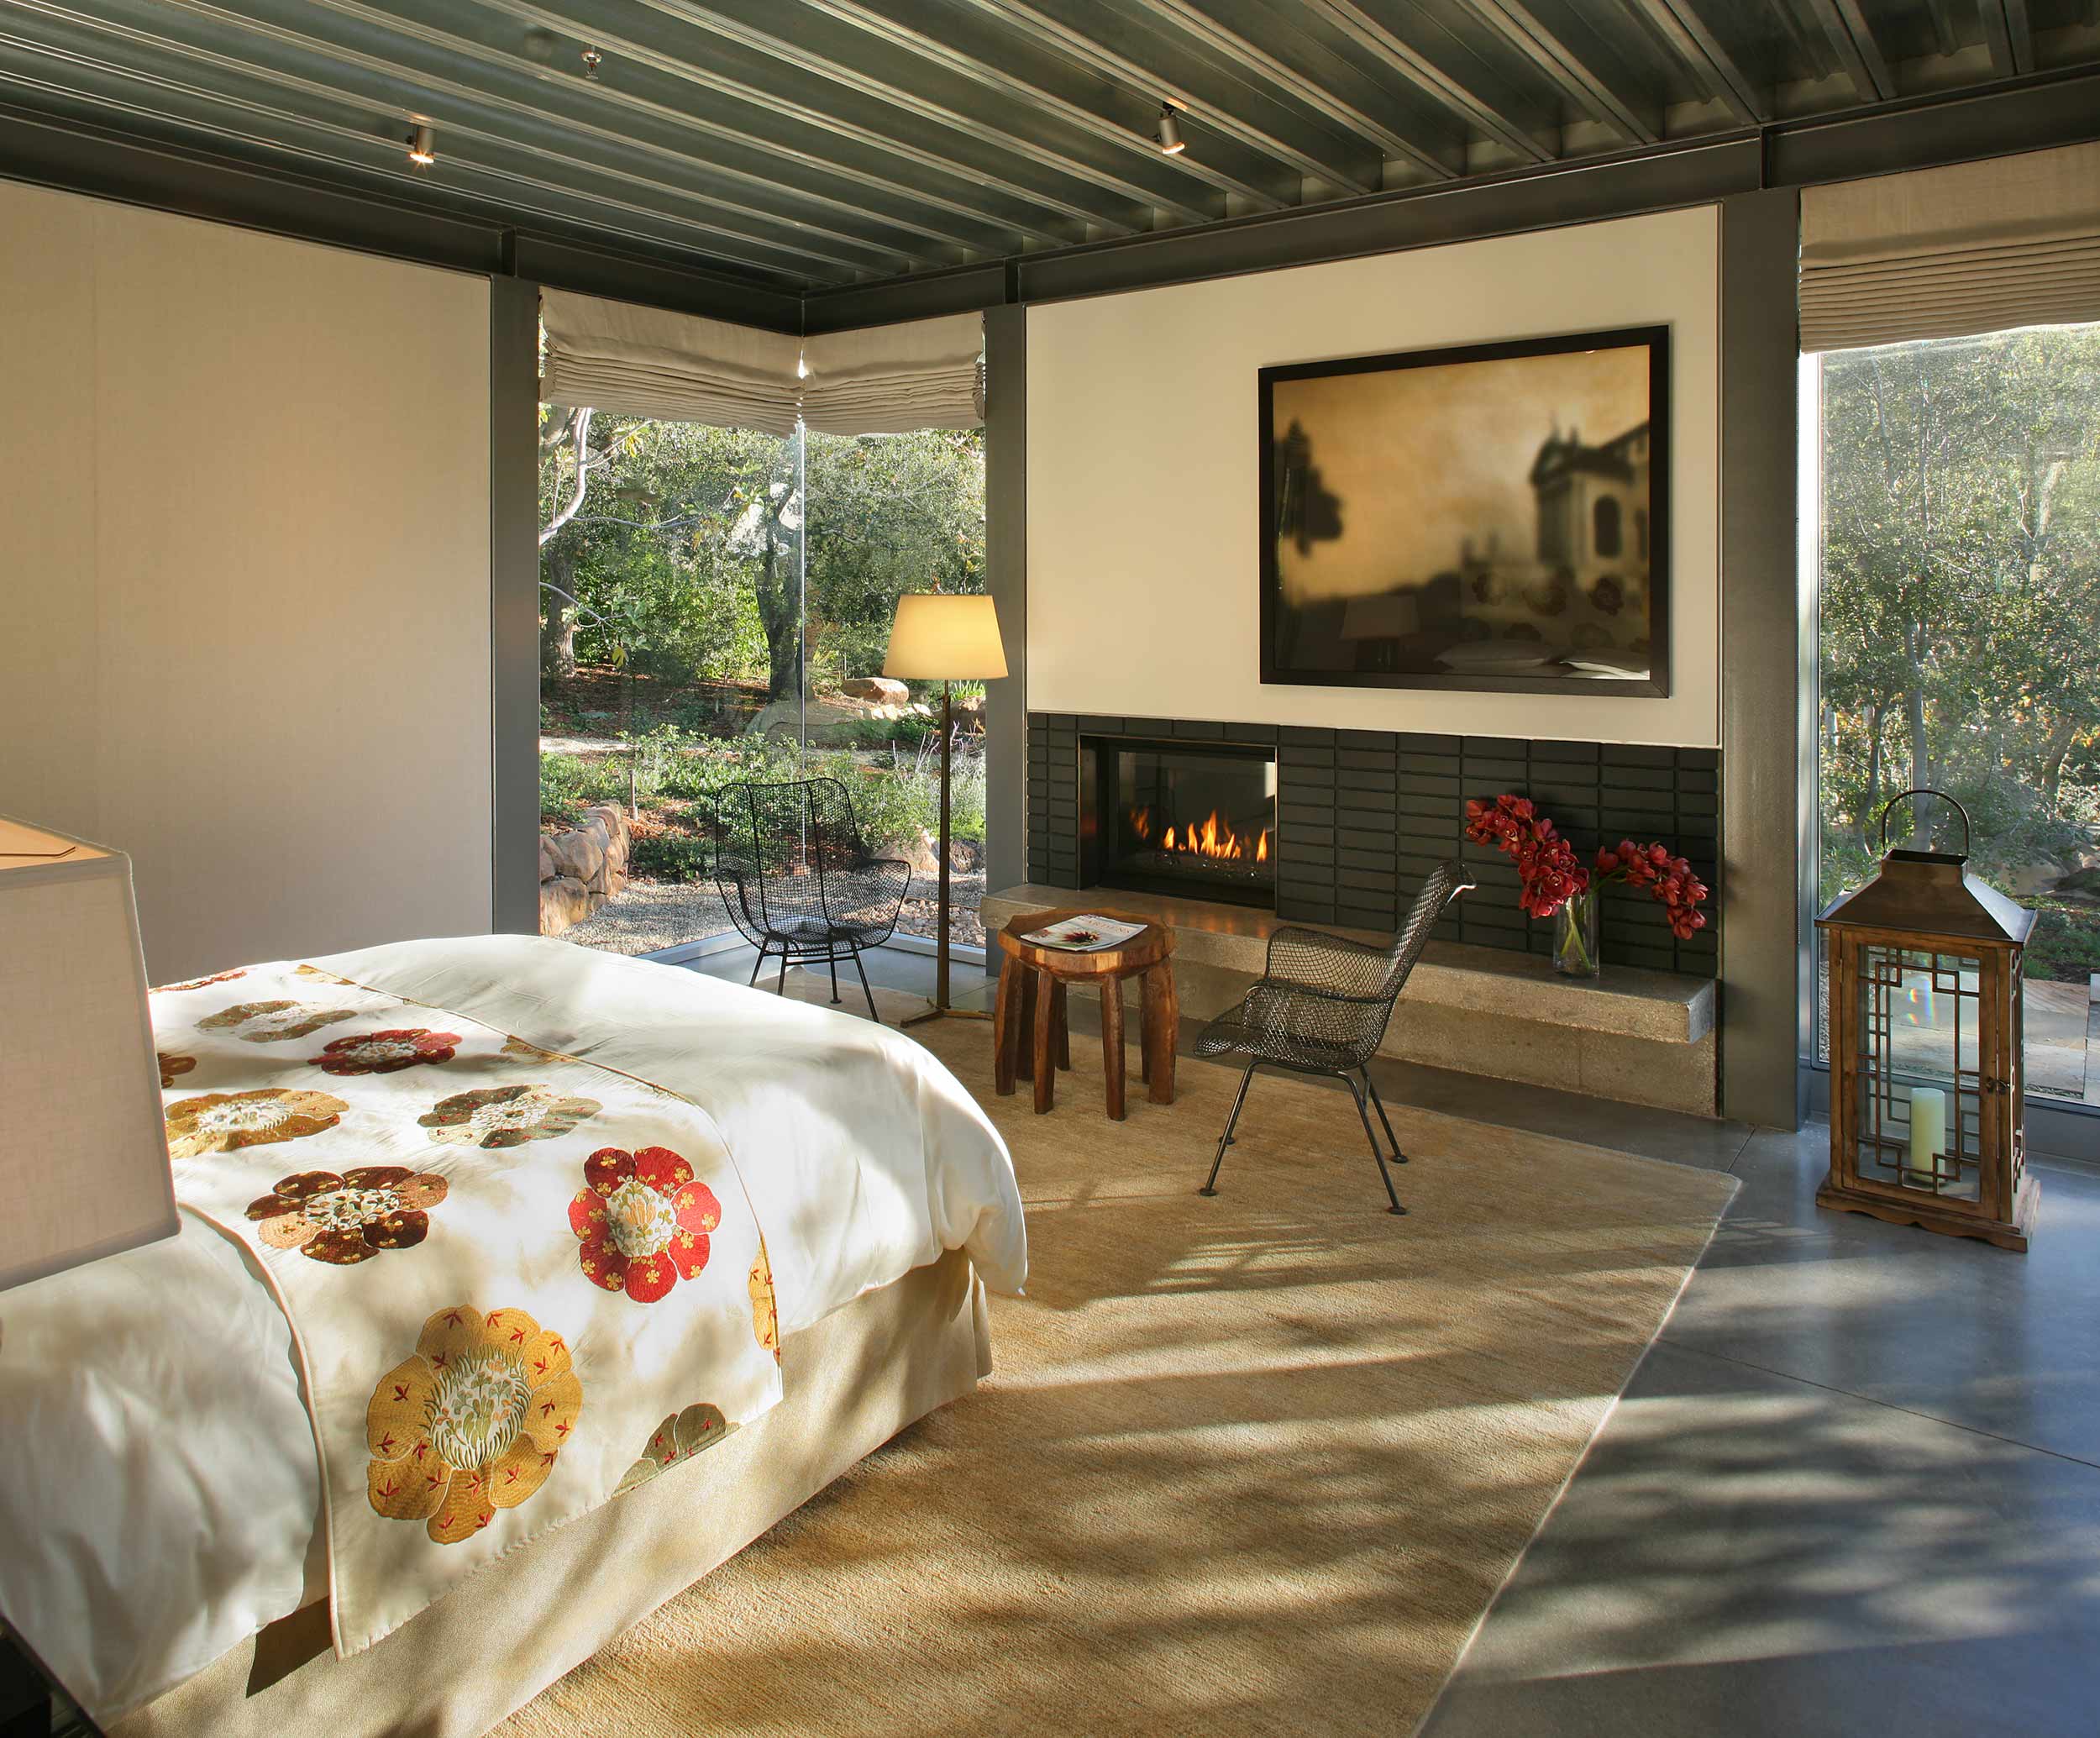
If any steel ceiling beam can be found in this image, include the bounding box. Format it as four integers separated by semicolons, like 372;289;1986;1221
921;0;1373;192
1297;0;1553;163
1124;0;1458;180
615;0;1240;223
294;0;1078;249
1619;0;1765;125
1802;0;1894;101
134;0;991;260
6;0;931;276
1980;1;2035;78
1460;0;1660;144
1919;0;1961;58
456;0;1148;236
0;54;821;283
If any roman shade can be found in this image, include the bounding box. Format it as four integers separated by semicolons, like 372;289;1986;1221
539;288;802;435
1800;142;2100;353
801;313;985;435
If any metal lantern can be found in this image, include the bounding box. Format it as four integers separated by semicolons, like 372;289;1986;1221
1816;789;2038;1252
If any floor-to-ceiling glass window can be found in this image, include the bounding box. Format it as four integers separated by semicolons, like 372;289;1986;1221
535;404;988;961
1814;321;2100;1102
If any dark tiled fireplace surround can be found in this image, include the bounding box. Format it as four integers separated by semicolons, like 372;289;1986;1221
1027;713;1720;979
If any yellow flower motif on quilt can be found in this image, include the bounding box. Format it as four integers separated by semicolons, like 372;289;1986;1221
158;1052;197;1090
750;1243;780;1363
165;1088;349;1159
418;1084;601;1150
365;1305;582;1546
198;1000;360;1043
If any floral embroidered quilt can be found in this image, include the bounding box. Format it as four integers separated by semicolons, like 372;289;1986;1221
156;961;785;1657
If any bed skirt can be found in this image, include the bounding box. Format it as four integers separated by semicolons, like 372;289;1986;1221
113;1249;992;1738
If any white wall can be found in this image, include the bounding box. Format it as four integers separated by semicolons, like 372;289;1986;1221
1026;206;1720;747
0;181;493;981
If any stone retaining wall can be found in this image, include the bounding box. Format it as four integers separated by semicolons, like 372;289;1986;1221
539;803;631;937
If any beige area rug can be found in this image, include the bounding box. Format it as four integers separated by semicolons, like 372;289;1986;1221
498;978;1737;1738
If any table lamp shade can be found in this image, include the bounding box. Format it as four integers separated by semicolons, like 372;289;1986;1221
882;593;1008;681
0;817;178;1291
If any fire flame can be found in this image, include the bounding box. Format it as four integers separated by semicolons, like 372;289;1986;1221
1129;806;1271;864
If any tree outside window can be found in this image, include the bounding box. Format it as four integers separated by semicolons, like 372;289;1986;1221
1816;322;2100;1097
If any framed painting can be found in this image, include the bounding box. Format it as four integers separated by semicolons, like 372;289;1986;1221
1258;325;1671;696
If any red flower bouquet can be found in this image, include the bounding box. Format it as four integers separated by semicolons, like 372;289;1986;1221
1463;795;1589;918
1594;839;1710;941
1466;794;1710;975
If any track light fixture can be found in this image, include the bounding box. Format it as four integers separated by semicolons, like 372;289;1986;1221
405;122;436;168
1154;102;1184;155
580;46;604;81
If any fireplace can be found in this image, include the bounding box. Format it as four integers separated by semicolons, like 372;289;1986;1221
1081;737;1278;909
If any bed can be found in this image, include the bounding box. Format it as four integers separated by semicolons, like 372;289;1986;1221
0;934;1026;1738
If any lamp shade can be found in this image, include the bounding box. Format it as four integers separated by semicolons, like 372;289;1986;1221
0;817;178;1291
882;593;1008;681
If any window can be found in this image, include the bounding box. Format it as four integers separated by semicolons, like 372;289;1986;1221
1592;496;1622;559
1814;322;2100;1102
535;409;988;962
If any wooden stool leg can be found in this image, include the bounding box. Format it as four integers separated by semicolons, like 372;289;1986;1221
1142;965;1178;1105
1016;969;1037;1081
993;960;1022;1096
1052;981;1071;1070
1101;975;1126;1120
1032;969;1057;1114
1137;977;1151;1086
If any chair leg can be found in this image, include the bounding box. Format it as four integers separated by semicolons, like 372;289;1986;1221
776;948;790;997
827;948;842;1005
1200;1064;1257;1197
1347;1075;1407;1216
748;942;769;988
849;947;881;1023
1362;1071;1407;1165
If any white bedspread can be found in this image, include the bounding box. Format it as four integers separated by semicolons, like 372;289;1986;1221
0;936;1025;1724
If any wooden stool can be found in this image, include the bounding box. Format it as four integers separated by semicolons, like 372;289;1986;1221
993;911;1177;1119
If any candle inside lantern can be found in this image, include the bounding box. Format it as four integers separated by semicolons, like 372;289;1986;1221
1908;1087;1947;1186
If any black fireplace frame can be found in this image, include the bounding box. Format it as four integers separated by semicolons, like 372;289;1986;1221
1080;733;1280;910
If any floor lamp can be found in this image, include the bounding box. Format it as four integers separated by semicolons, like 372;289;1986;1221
883;593;1007;1024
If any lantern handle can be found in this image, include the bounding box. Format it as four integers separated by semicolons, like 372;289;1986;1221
1877;788;1971;857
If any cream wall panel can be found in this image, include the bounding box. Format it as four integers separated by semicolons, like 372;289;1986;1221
0;186;101;833
0;181;492;980
1026;206;1721;747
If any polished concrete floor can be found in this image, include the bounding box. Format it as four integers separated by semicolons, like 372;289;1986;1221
702;943;2100;1738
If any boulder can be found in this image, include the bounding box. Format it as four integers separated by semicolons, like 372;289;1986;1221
538;837;558;882
841;675;910;706
882;827;942;875
584;803;630;852
547;827;605;887
538;875;592;937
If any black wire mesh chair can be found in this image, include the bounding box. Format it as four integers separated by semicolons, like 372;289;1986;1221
712;778;911;1021
1195;860;1475;1215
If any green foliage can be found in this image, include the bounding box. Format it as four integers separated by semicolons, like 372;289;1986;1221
539;412;986;701
2021;898;2100;985
628;831;711;883
1818;323;2100;985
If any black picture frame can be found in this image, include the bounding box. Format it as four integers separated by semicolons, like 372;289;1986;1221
1258;324;1672;698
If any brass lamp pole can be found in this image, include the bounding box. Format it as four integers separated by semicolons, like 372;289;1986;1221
881;593;1008;1023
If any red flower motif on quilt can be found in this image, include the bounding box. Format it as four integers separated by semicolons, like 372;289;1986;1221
312;1028;464;1075
567;1147;722;1305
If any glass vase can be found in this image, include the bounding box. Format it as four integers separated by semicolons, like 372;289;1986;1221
1554;889;1601;979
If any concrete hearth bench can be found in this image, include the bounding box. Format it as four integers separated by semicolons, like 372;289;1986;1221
979;883;1717;1116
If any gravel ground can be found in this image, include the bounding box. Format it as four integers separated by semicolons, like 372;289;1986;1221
559;871;985;957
